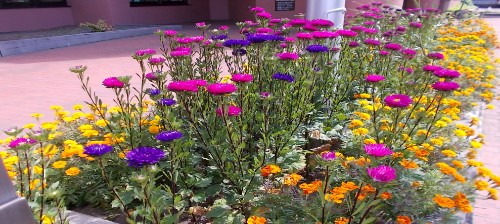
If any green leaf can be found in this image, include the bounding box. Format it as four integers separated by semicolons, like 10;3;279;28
361;217;377;224
206;206;228;218
195;177;212;188
353;201;366;216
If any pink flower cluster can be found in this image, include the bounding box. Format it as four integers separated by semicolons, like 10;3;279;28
216;105;241;117
102;77;125;88
364;144;393;157
207;83;238;95
167;80;207;92
367;165;397;183
384;94;412;108
276;52;299;61
231;74;253;83
365;74;385;83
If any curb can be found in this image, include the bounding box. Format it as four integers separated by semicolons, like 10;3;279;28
0;25;182;57
66;210;118;224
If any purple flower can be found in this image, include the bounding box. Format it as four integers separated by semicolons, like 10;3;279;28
246;33;284;43
250;7;265;13
306;44;329;53
365;74;385;83
260;92;270;98
396;26;407;32
84;144;113;157
364;144;393;157
223;39;251;47
277;52;299;60
145;72;158;81
422;65;443;72
350;26;364;31
349;41;360;47
363;28;378;35
158;98;176;106
207;83;238;95
431;81;460;91
195;22;207;28
384;94;412;108
216;105;241;117
231;74;253;83
321;151;336;161
156;131;183;142
433;69;460;79
167;81;198;92
384;43;402;51
211;34;228;40
8;137;37;148
126;147;165;167
135;49;156;57
401;49;417;58
272;73;295;82
148;89;161;96
102;77;125;88
186;79;208;87
367;165;397;182
427;52;444;60
379;50;390;56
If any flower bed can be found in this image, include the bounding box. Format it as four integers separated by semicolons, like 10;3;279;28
1;2;500;224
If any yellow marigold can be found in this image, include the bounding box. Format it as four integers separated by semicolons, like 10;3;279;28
416;129;429;137
470;140;482;149
50;105;63;111
23;123;36;129
149;125;160;134
363;138;377;144
325;193;345;203
283;173;303;186
334;217;350;224
433;194;455;208
78;124;94;132
454;192;472;213
352;128;369;136
392;152;403;158
436;162;456;175
488;188;498;200
95;119;109;127
73;104;84;110
430;138;444;146
477;167;492;177
247;215;266;224
354;111;371;120
52;161;67;169
453;173;466;183
399;159;419;169
486;104;495;109
434;120;447;128
475;180;489;190
467;159;484;167
41;122;57;131
82;130;99;138
442;149;457;157
65;167;81;176
31;113;44;119
454;129;467;137
299;180;322;195
261;164;281;177
411;181;421;187
355;157;371;166
356;93;371;99
452;160;464;169
380;192;392;200
348;119;364;129
396;215;412;224
33;166;43;175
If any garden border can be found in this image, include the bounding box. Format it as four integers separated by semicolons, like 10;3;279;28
0;25;182;57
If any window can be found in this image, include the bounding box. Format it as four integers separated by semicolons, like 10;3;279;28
0;0;67;8
130;0;189;7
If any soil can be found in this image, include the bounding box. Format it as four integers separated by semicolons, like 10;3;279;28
0;25;161;41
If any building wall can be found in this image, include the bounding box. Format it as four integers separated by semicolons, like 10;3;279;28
229;0;255;22
256;0;306;19
209;0;230;20
125;0;211;25
70;0;113;24
0;7;74;32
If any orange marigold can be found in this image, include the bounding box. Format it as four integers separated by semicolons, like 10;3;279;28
299;180;322;195
399;159;419;169
380;192;392;200
433;194;455;208
261;164;281;177
283;173;303;186
454;192;472;213
396;215;412;224
247;215;266;224
334;217;350;224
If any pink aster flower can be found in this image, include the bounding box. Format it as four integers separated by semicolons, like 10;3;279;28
311;31;338;39
8;137;37;148
401;48;417;58
135;49;156;57
207;83;238;95
350;26;364;31
422;65;443;72
219;25;229;31
338;29;358;37
256;27;273;34
384;43;402;51
384;94;412;108
363;38;381;46
349;41;360;47
164;30;177;37
303;23;319;32
167;81;198;92
170;51;190;57
287;18;308;27
102;77;125;88
379;50;390;56
148;57;166;65
145;72;158;81
285;37;296;43
363;28;378;35
256;12;272;19
427;52;444;60
176;37;193;44
367;165;397;182
364;144;393;157
365;74;385;83
321;151;336;161
277;52;299;60
409;22;422;28
431;81;460;91
231;74;253;83
216;105;241;117
190;36;205;43
296;32;313;40
195;22;207;28
433;69;460;79
311;19;334;28
186;79;207;87
250;7;265;13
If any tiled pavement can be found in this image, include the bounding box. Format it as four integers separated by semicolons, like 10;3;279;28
1;19;500;223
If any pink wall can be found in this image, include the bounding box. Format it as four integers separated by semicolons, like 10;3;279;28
210;0;230;20
0;8;74;32
126;0;211;25
70;0;113;24
229;0;255;22
256;0;306;20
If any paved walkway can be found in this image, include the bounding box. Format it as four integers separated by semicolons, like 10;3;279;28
0;19;500;223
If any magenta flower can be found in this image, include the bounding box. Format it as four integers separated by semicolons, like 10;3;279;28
431;81;460;91
433;69;460;79
364;144;393;157
349;41;360;47
311;31;338;39
367;165;397;182
422;65;443;72
401;49;417;58
256;12;272;19
216;105;241;117
384;43;402;51
409;22;422;28
365;74;385;83
135;49;156;57
207;83;238;95
148;57;165;65
8;137;37;148
164;30;177;37
311;19;334;28
363;28;378;35
363;38;380;46
231;74;253;83
256;27;273;34
170;50;190;57
145;72;158;81
384;94;412;108
287;18;308;27
277;52;299;60
250;7;265;13
167;81;198;92
186;79;207;87
102;77;125;88
195;22;207;28
379;50;390;56
260;92;271;98
338;29;358;37
296;32;314;40
321;151;336;161
427;52;444;60
350;26;364;31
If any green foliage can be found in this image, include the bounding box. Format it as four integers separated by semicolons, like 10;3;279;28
80;19;113;32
